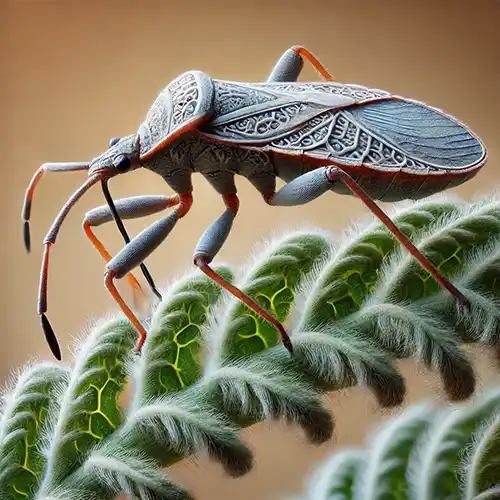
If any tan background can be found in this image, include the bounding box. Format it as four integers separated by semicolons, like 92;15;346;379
3;0;500;498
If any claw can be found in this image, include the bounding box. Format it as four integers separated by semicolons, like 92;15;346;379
23;221;31;253
41;314;61;360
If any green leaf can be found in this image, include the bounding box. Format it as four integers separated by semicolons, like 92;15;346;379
428;239;500;347
376;197;500;304
123;386;253;477
217;230;332;358
413;388;500;500
36;317;137;495
465;411;500;498
0;363;69;500
359;403;435;500
202;348;334;445
132;266;233;406
303;449;364;500
297;199;462;330
289;327;406;408
64;441;194;500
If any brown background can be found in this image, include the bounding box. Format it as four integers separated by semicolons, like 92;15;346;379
3;0;500;498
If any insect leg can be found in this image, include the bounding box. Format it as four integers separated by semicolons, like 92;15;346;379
192;194;293;354
266;166;469;306
267;45;334;82
84;194;180;301
104;193;193;353
101;181;164;302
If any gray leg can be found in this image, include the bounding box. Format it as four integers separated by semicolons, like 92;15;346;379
192;194;293;354
83;194;179;297
101;181;164;301
103;193;193;353
267;45;334;82
266;166;469;305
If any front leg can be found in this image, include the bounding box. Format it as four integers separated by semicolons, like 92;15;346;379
83;194;180;301
265;167;469;306
267;45;334;82
101;180;165;302
104;193;193;353
193;194;293;354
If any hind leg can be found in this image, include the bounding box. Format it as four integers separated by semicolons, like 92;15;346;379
267;45;334;82
264;166;469;306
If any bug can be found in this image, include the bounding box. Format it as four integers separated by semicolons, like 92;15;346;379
22;46;487;361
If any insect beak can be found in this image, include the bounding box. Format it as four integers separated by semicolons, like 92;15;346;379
88;162;119;179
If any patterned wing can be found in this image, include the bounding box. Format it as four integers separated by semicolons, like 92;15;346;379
270;98;487;173
138;71;215;160
200;80;391;145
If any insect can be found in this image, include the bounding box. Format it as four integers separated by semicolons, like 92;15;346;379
22;46;487;361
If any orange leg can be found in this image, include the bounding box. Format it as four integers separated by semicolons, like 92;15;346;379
105;271;149;351
291;45;335;81
83;220;144;294
193;194;293;353
83;193;181;307
103;193;193;353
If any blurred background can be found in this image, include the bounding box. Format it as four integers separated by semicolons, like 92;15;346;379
3;0;500;498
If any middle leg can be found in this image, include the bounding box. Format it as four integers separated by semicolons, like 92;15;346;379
103;193;193;352
83;194;180;299
192;193;293;354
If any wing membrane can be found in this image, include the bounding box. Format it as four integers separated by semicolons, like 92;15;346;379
347;99;485;169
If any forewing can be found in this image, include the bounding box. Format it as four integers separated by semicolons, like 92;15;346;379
269;98;486;172
200;80;390;145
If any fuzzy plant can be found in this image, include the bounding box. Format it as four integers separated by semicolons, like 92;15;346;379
293;386;500;500
2;190;500;499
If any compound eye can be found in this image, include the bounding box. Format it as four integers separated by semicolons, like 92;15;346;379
108;137;121;148
114;155;132;172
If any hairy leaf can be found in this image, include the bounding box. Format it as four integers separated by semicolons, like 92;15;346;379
297;198;463;330
426;239;500;348
357;403;434;500
290;327;406;407
303;449;365;500
0;363;69;500
123;387;252;477
65;441;194;500
412;388;500;500
202;349;334;445
36;317;137;495
374;197;500;304
132;266;233;408
465;411;500;498
214;230;332;358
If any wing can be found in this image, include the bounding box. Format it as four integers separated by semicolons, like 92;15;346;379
201;81;486;173
138;70;215;160
200;80;390;144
